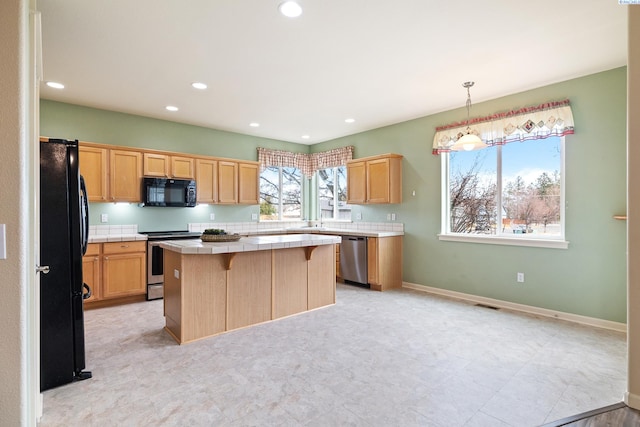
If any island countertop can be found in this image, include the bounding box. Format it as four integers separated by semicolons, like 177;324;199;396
159;233;341;255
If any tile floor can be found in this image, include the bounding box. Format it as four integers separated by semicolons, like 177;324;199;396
39;284;627;426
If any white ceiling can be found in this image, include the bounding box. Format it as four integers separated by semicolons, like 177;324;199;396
38;0;628;145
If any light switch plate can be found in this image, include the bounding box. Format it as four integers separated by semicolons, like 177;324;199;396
174;269;180;279
0;224;6;259
101;213;108;223
209;213;215;221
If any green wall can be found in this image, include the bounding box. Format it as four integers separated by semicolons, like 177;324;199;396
40;99;312;229
40;67;628;322
313;67;628;323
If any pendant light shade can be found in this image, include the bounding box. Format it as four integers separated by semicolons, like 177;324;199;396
451;81;487;152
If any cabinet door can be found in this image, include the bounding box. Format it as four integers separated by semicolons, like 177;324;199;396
79;146;108;202
366;158;391;203
238;162;259;205
346;161;366;204
171;156;195;179
367;237;379;286
82;254;101;302
110;150;142;202
143;152;169;177
218;161;238;204
102;252;146;298
196;159;218;203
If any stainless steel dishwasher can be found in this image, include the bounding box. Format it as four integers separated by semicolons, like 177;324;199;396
340;236;368;286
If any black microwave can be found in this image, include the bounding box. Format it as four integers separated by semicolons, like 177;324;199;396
142;177;197;207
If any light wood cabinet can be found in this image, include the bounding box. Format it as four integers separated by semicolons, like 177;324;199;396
195;158;218;204
367;236;403;291
84;241;146;306
171;156;195;179
143;152;194;179
102;241;146;299
347;153;402;204
82;243;101;302
238;162;259;205
110;150;142;202
217;161;238;204
76;140;257;205
79;146;108;202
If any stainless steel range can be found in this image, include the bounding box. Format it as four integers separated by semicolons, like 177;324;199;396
140;231;201;300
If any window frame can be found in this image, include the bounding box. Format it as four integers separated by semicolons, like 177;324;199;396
316;165;351;222
439;137;568;249
259;165;303;222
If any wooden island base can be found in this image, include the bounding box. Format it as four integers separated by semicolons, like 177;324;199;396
163;243;336;344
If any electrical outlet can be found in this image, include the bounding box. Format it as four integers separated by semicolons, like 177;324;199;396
101;213;108;223
251;213;258;220
517;272;525;283
356;212;362;220
412;190;416;197
209;213;215;221
391;213;396;221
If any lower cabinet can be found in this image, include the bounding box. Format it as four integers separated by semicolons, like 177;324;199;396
82;243;101;302
367;236;403;291
83;241;147;307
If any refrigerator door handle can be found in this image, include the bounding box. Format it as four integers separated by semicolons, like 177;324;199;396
36;265;50;274
80;175;89;256
82;283;92;300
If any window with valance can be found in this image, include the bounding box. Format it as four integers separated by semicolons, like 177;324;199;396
257;146;354;178
436;100;574;248
432;99;575;154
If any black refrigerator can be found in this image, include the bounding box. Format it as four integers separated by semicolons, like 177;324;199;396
40;139;92;391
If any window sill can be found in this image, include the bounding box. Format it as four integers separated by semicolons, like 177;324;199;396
437;233;569;249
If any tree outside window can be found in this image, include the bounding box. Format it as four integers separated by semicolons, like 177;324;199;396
260;166;302;221
317;166;351;220
446;137;563;237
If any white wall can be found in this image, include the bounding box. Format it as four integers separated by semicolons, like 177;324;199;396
0;0;36;424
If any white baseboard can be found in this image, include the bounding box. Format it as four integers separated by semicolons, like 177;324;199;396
402;281;627;333
625;392;640;409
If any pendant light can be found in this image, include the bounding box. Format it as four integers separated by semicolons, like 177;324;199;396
451;82;487;151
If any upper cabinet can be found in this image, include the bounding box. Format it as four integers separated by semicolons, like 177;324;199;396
79;145;108;202
238;162;259;205
143;153;194;179
76;141;257;205
79;144;142;203
347;153;402;204
217;160;238;204
195;158;259;205
110;150;143;202
195;158;218;204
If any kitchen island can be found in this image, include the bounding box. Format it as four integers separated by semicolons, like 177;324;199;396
160;234;341;344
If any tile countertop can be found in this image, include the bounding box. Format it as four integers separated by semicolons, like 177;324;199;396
160;234;342;255
88;234;148;243
250;227;404;238
87;228;404;244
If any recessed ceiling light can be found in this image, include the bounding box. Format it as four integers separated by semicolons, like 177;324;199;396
46;81;64;89
345;118;355;123
249;122;260;127
279;1;302;18
301;135;310;139
191;82;207;90
165;106;179;112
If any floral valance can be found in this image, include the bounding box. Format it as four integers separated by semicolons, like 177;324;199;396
432;99;575;155
257;146;354;177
